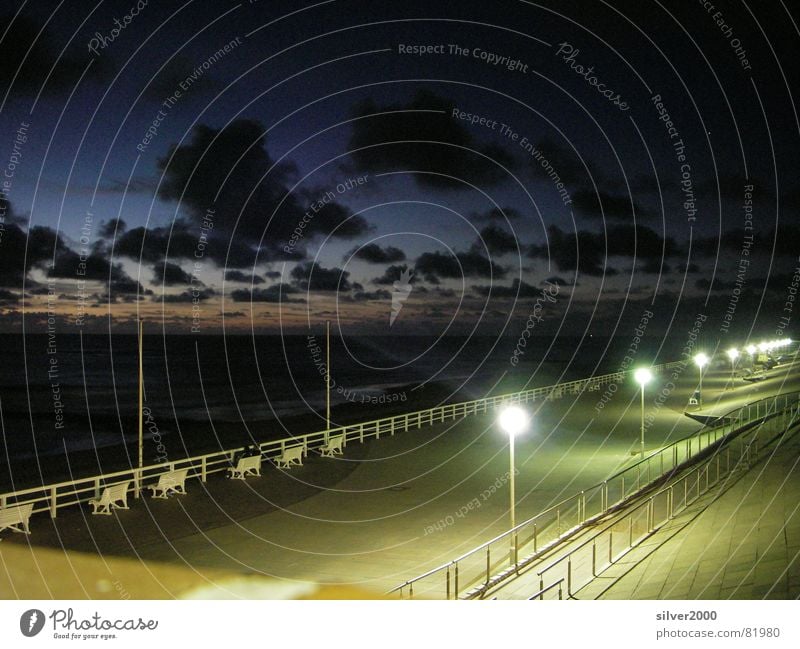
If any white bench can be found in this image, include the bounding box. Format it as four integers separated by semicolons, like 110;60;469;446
319;435;344;457
0;503;34;537
275;445;304;469
89;482;131;515
228;455;261;480
148;469;189;498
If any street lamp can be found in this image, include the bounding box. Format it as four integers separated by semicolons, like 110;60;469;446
694;353;709;407
634;368;653;458
726;348;739;389
497;405;528;565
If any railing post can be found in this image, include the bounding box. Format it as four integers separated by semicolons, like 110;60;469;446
609;530;613;563
629;514;634;546
446;566;451;600
454;563;459;598
201;456;207;482
486;547;491;585
533;523;538;553
557;508;561;536
50;486;57;518
592;540;597;576
567;558;572;597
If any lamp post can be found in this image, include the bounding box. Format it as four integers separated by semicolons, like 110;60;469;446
726;348;739;389
694;353;709;407
634;368;652;458
497;405;528;566
746;344;756;367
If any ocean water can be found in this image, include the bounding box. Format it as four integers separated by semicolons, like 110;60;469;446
0;332;670;468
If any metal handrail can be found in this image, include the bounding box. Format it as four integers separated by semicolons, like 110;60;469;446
389;391;800;599
532;399;799;599
0;359;683;520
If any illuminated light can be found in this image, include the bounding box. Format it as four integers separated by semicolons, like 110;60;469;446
498;406;529;437
694;353;709;369
634;368;653;386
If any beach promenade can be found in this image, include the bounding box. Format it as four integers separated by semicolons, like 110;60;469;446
2;357;800;598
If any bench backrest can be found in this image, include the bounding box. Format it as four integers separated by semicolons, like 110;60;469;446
0;503;33;524
283;446;303;459
327;435;343;447
102;482;130;501
160;469;188;485
237;455;261;470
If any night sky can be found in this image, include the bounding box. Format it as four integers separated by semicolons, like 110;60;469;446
1;0;798;344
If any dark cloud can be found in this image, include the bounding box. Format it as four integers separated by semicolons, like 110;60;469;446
152;261;193;286
472;278;547;298
0;289;20;303
470;206;524;221
529;138;600;186
347;90;517;189
528;226;610;277
528;224;674;277
372;264;411;285
291;262;352;292
416;250;506;282
0;12;109;98
695;277;736;292
349;243;406;264
475;224;519;255
544;276;575;287
98;219;127;238
0;224;61;286
230;283;304;303
573;189;653;220
144;55;220;101
157;120;369;262
225;270;265;284
158;288;215;303
353;288;392;301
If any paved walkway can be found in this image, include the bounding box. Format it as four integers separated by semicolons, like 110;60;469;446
3;359;799;597
578;424;800;600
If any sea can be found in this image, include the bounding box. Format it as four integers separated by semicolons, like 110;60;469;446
0;332;675;484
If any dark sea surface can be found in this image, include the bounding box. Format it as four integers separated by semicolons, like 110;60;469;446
0;332;676;486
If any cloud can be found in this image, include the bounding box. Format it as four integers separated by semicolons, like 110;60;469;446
475;224;519;255
0;289;20;303
143;55;220;101
225;270;265;284
415;250;507;282
372;264;411;285
472;278;549;297
98;219;127;238
353;288;392;301
347;90;517;189
572;189;653;220
157;120;369;261
152;261;193;286
528;224;674;276
158;288;215;303
470;206;524;221
291;262;352;292
230;283;304;303
348;243;406;263
0;12;110;99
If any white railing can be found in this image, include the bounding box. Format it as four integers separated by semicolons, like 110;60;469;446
0;359;684;528
388;391;800;600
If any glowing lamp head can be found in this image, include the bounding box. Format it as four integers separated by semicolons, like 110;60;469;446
694;353;709;369
634;368;653;387
746;345;756;355
727;348;739;361
759;342;769;352
498;406;529;437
